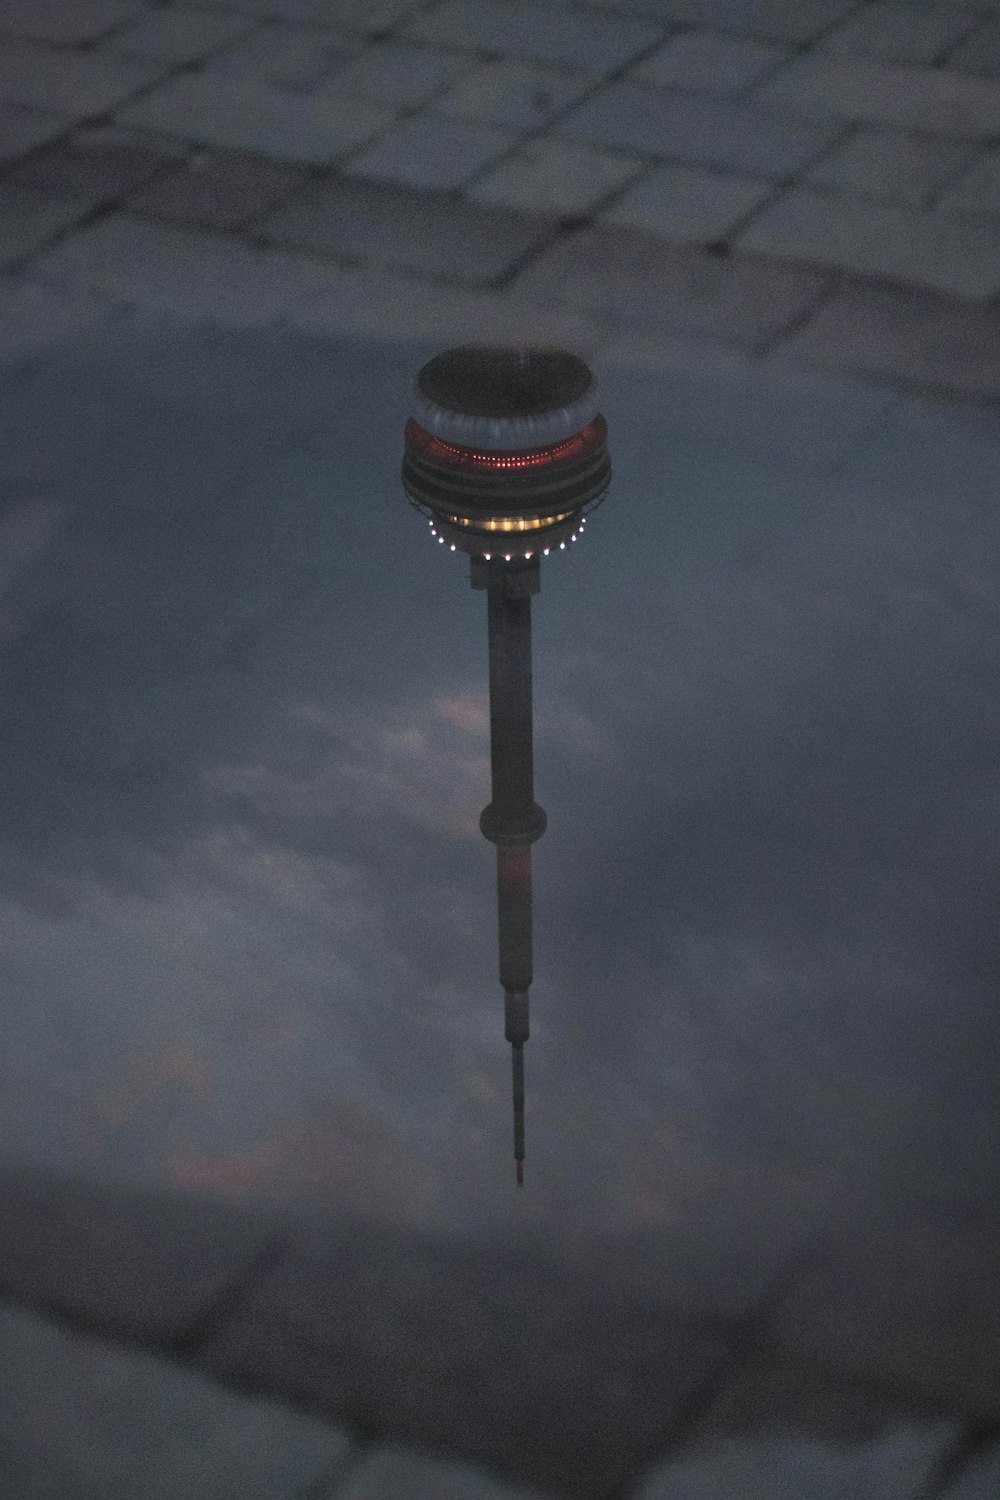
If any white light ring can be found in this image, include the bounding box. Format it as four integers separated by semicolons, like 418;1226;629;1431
408;377;603;453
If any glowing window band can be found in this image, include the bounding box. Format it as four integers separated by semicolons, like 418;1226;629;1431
444;511;572;533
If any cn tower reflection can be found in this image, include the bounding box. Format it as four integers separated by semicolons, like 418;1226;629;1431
402;346;611;1184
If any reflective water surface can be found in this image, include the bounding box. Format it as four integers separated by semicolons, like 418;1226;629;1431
2;314;999;1286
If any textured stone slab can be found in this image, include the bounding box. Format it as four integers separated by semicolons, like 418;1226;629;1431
194;1215;732;1500
778;278;1000;400
508;221;831;352
7;124;190;201
340;111;515;191
603;162;774;242
0;1302;353;1500
948;16;1000;76
630;1347;958;1498
401;0;663;72
322;1443;554;1500
118;75;392;163
430;57;595;129
465;136;644;215
600;0;858;44
759;54;1000;136
630;30;794;90
198;21;361;89
774;1209;1000;1419
125;147;310;230
938;1445;1000;1499
804;126;979;206
0;277;108;367
221;0;414;27
934;147;1000;214
0;102;68;164
0;37;167;118
258;175;554;286
0;184;95;268
0;1163;279;1342
815;2;980;66
102;7;258;65
557;78;848;179
318;41;471;110
736;183;1000;298
0;0;145;44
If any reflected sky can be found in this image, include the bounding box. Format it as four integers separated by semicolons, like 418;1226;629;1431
1;313;999;1278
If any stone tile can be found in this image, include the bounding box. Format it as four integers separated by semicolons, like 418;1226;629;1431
0;184;95;267
400;0;664;73
193;1215;732;1500
26;212;346;324
0;38;168;119
934;146;1000;213
736;182;1000;297
340;111;515;191
0;1303;353;1500
0;101;69;164
289;263;607;350
508;220;832;352
780;277;1000;400
759;54;1000;137
557;78;847;179
0;1163;279;1342
125;146;310;229
592;0;859;44
430;58;596;130
804;125;980;206
220;0;415;27
947;16;1000;76
325;1443;555;1500
7;124;190;200
773;1209;1000;1418
938;1445;1000;1499
816;1;981;65
102;7;258;65
315;41;471;110
603;162;774;242
118;75;393;164
200;22;361;89
0;0;145;45
0;276;109;367
464;137;644;215
629;30;795;91
257;175;553;286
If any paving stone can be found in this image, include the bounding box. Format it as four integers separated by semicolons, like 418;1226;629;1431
934;145;1000;213
0;1302;354;1500
425;57;597;130
400;0;665;73
0;184;95;267
938;1445;1000;1499
125;146;310;229
340;111;515;191
628;30;795;91
759;54;1000;137
0;101;69;164
0;1162;279;1342
508;220;831;351
594;0;859;44
815;1;980;65
773;1209;1000;1419
736;181;1000;297
220;0;416;28
199;21;361;89
288;262;607;349
102;7;258;65
804;125;980;206
6;124;190;201
0;0;145;45
193;1216;732;1500
464;136;644;214
556;78;848;179
257;174;554;286
316;41;472;110
322;1442;555;1500
0;276;109;366
947;16;1000;76
118;75;393;163
780;276;1000;399
0;38;168;119
26;212;347;324
603;162;774;242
